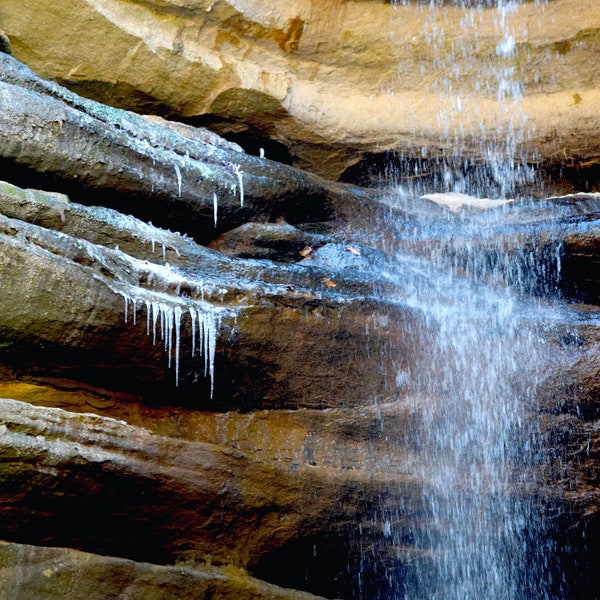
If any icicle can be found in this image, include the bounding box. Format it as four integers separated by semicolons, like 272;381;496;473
197;308;204;368
207;312;219;399
162;244;166;261
236;169;244;207
174;162;182;197
164;305;172;358
203;315;210;376
174;306;182;385
122;294;226;399
152;301;160;345
213;192;218;227
190;308;197;357
145;300;151;335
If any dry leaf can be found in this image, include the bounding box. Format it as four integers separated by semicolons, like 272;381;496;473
322;277;337;289
346;245;361;256
299;245;313;258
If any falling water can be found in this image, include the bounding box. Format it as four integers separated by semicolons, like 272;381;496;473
396;256;560;600
377;0;564;598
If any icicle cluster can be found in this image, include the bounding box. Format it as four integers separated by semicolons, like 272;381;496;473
122;294;223;397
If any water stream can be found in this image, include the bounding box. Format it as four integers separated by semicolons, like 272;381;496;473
397;248;563;599
376;0;566;598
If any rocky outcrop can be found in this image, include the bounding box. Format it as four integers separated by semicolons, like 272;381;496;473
1;0;599;179
0;398;422;568
395;192;600;300
0;541;325;600
0;52;359;243
0;177;422;409
0;55;598;598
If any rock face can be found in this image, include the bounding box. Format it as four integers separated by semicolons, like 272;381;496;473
0;541;324;600
0;0;599;180
0;53;598;599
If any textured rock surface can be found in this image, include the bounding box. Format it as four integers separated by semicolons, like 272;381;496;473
0;398;420;567
0;178;421;409
1;0;599;179
0;52;356;243
0;54;598;599
0;541;325;600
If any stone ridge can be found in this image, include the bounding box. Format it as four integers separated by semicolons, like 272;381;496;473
0;0;599;179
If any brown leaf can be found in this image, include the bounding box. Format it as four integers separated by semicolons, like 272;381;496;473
299;245;313;258
346;245;361;256
322;277;337;289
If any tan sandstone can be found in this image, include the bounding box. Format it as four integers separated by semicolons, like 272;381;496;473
1;0;599;178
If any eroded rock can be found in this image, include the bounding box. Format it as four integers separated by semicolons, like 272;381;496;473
0;398;422;570
0;53;353;243
0;178;423;409
1;0;599;179
0;540;326;600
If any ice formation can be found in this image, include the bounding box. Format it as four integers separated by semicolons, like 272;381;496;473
236;168;244;208
173;162;183;197
122;291;224;397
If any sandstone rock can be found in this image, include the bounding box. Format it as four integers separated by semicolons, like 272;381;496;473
0;541;325;600
0;36;598;598
0;177;423;409
1;0;599;179
0;398;422;577
0;53;353;243
208;220;331;262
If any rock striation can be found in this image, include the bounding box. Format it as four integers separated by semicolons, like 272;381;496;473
0;53;598;598
0;0;599;180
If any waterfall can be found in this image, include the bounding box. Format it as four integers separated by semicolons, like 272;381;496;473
388;0;541;200
373;0;566;598
395;252;562;600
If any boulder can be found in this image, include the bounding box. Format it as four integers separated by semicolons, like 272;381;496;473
208;220;331;262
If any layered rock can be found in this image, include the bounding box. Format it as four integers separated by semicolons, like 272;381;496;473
0;52;354;243
0;541;325;600
0;54;598;599
0;0;599;179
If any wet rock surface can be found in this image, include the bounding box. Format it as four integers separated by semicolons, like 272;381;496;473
0;541;325;600
0;56;598;598
1;0;599;182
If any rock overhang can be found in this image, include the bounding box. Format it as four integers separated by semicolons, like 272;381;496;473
0;0;598;182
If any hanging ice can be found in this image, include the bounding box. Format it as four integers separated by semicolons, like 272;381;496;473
121;292;226;397
236;168;244;208
173;162;182;197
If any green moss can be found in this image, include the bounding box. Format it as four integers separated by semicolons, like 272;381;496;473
575;27;600;49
